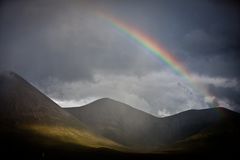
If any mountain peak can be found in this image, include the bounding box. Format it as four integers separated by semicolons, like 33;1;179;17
0;71;28;85
0;71;20;79
0;70;68;124
83;97;145;114
0;71;32;93
95;97;124;104
179;107;237;117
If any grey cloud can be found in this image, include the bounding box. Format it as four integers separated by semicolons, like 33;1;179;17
208;84;240;112
1;0;240;114
43;71;209;117
192;74;238;89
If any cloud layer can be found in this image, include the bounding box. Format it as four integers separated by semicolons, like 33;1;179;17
45;71;218;117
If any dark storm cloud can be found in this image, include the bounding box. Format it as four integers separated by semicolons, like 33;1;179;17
101;0;240;78
0;0;239;114
1;0;239;81
0;0;160;84
209;0;240;7
182;1;240;78
0;0;94;82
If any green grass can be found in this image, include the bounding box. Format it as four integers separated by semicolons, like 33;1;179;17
21;124;126;151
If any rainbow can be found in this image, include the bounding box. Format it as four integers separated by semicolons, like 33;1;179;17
98;13;219;109
100;13;192;81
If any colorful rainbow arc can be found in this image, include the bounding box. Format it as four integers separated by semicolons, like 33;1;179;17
98;12;218;108
100;13;192;81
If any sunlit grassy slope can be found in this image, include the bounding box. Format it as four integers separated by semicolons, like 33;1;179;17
22;124;123;150
0;71;125;153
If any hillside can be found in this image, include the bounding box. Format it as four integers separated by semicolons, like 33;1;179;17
65;98;240;152
0;71;123;156
65;98;160;150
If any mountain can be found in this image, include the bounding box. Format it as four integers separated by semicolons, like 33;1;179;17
65;98;240;152
1;71;240;159
0;71;123;158
65;98;161;151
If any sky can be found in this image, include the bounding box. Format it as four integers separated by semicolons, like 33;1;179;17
0;0;240;117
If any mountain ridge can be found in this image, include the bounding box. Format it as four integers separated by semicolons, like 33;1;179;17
65;97;240;151
67;97;237;119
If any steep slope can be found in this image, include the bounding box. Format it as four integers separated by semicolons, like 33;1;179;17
0;71;75;125
0;71;122;152
65;98;240;152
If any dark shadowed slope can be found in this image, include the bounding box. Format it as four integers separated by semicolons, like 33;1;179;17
157;107;240;153
66;98;160;150
0;71;123;154
65;98;240;152
0;71;76;125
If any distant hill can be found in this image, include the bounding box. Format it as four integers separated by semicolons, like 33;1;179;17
65;98;240;152
65;98;161;150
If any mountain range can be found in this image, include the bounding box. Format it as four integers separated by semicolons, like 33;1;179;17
65;97;240;153
0;71;240;159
